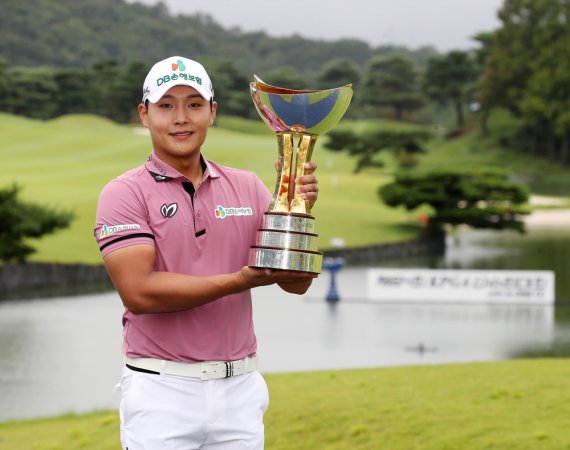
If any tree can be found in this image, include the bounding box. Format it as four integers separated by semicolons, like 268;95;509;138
316;58;361;89
260;67;307;90
472;32;497;135
0;57;7;106
479;0;570;164
325;128;432;172
316;58;361;118
206;59;255;119
422;50;479;129
2;67;59;119
108;60;150;123
361;55;424;120
90;59;122;120
379;169;530;234
0;185;74;263
479;0;542;117
53;67;95;117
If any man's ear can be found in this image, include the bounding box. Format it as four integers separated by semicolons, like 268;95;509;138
137;103;149;128
209;101;218;126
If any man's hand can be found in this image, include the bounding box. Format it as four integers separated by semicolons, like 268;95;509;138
238;266;318;294
295;161;319;208
274;160;319;208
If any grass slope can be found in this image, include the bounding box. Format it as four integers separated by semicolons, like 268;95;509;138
2;110;570;264
0;113;419;264
1;359;569;449
416;110;570;196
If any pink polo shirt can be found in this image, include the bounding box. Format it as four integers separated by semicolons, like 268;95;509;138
94;153;272;362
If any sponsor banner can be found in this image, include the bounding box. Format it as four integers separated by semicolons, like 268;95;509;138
367;269;555;304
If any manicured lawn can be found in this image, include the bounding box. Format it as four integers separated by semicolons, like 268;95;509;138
1;359;569;449
416;109;570;196
0;113;420;264
2;110;569;265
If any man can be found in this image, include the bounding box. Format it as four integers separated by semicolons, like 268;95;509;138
94;56;319;449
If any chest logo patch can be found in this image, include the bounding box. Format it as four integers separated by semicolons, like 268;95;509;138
215;205;253;219
161;203;178;218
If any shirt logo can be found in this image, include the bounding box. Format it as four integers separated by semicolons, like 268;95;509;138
161;203;178;218
215;205;253;219
99;224;140;239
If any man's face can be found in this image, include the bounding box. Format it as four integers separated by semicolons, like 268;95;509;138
138;85;217;167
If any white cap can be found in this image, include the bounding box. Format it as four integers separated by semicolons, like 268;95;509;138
142;56;214;103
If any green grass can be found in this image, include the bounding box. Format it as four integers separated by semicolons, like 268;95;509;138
417;109;570;197
0;113;419;264
2;109;570;264
1;359;569;449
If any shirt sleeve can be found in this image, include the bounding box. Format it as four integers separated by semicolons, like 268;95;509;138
94;179;155;257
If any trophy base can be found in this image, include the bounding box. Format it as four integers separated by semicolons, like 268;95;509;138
249;247;323;273
248;212;322;273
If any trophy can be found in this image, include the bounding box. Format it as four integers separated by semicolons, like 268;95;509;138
248;76;353;273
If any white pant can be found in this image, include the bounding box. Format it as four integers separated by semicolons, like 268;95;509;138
119;366;270;449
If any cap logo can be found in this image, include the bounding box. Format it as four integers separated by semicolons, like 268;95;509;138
172;59;186;72
155;73;202;87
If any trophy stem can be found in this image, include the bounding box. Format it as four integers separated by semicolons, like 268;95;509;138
268;132;317;215
290;134;317;215
268;133;294;213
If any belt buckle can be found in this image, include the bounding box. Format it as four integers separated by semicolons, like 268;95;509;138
224;361;234;378
200;361;233;380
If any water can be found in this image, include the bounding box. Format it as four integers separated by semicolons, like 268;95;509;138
1;227;569;422
0;294;124;422
400;228;570;301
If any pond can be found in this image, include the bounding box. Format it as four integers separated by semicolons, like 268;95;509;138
400;227;570;301
1;226;569;422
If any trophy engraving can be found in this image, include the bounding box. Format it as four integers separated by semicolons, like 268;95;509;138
249;77;353;273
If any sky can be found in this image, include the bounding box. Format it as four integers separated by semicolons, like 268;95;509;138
128;0;505;51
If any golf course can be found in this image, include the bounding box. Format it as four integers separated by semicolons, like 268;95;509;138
1;360;570;449
2;110;570;449
3;109;569;265
1;112;426;264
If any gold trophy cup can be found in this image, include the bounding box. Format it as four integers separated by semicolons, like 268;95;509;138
248;77;353;273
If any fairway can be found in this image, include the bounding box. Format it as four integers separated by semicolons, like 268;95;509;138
0;113;419;264
3;111;570;264
1;359;569;449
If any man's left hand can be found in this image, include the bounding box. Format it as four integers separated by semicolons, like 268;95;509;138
295;161;318;208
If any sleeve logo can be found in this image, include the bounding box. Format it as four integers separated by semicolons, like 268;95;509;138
161;203;178;218
99;224;141;239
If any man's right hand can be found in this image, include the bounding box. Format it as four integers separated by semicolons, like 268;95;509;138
238;266;318;294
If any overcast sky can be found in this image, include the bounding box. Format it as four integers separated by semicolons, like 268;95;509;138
128;0;504;51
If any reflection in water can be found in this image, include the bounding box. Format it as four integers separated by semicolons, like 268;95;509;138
0;227;568;422
422;229;570;301
324;301;340;350
254;284;555;374
0;286;558;422
405;342;438;356
0;294;125;422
